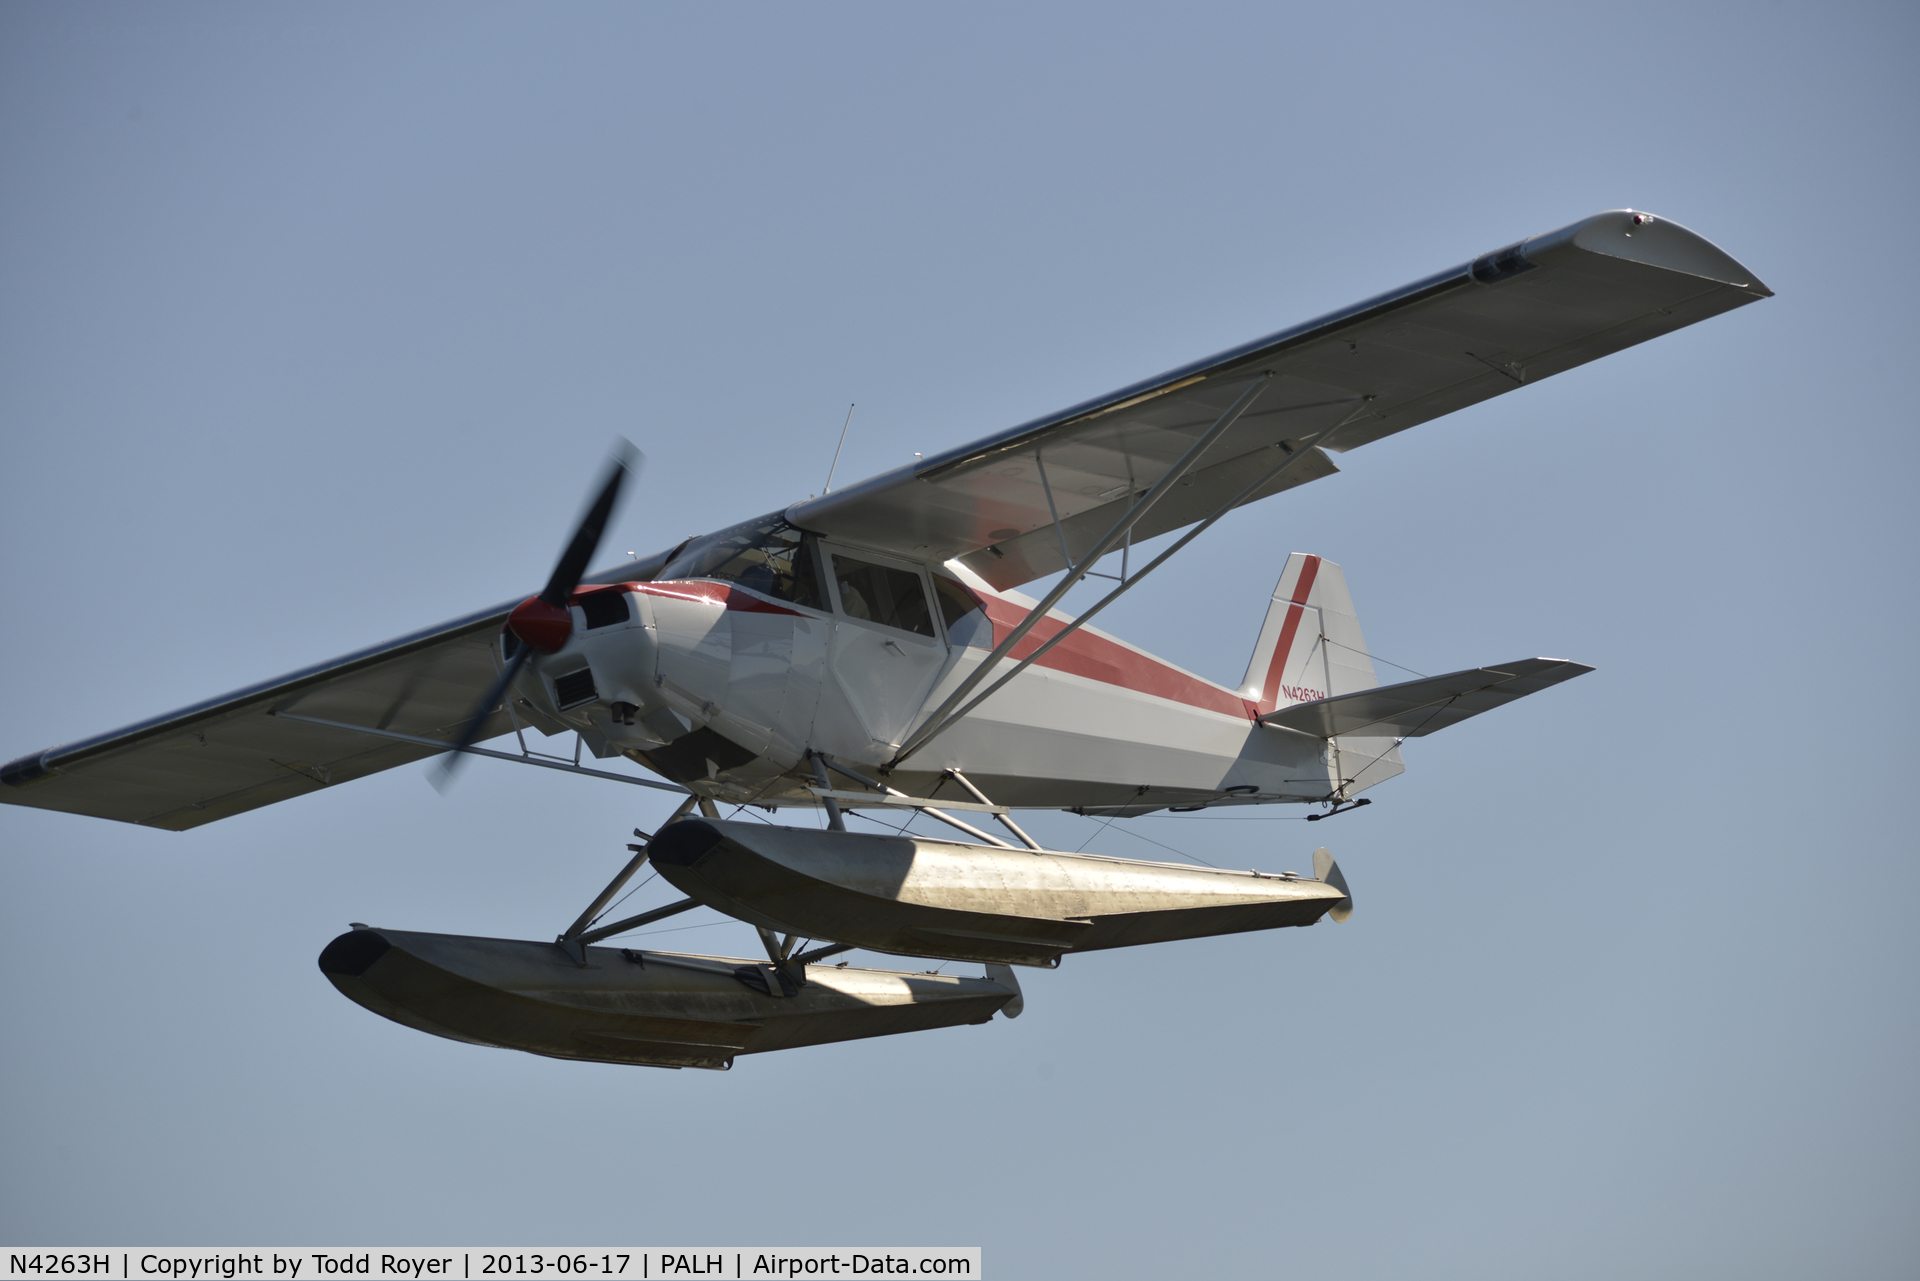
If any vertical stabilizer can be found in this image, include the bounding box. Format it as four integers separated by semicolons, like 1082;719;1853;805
1240;554;1404;798
1240;554;1380;714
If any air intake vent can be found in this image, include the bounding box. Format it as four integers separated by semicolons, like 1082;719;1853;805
553;667;598;709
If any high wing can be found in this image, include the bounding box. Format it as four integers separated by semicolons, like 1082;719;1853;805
787;210;1770;590
3;211;1763;832
0;606;531;830
1258;658;1594;739
0;561;662;831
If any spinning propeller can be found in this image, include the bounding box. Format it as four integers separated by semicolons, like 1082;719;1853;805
432;441;640;791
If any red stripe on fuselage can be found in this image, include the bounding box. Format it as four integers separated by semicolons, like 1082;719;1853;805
977;597;1251;720
628;581;803;616
631;577;1246;718
1258;555;1321;715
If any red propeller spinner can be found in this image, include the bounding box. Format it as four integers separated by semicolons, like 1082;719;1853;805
507;596;574;654
431;441;638;791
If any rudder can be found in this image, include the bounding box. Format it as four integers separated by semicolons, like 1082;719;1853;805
1241;554;1404;798
1239;554;1380;716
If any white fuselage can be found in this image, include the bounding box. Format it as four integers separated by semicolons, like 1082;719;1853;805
510;553;1392;815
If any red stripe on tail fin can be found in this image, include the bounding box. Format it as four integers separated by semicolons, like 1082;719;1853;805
1258;555;1321;715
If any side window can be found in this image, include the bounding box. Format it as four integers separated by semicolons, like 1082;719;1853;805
579;589;632;629
932;575;991;650
832;555;937;638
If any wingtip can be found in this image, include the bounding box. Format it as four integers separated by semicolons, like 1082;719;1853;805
1532;209;1773;296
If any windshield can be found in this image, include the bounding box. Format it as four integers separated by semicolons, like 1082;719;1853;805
660;513;824;610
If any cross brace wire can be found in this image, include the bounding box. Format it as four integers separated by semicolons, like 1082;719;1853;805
560;794;700;940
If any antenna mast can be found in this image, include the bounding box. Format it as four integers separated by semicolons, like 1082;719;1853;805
822;403;855;494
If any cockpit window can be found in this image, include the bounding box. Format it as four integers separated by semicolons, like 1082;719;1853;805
660;513;824;610
832;554;937;638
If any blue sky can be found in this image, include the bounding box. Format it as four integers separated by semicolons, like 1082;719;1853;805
2;3;1915;1276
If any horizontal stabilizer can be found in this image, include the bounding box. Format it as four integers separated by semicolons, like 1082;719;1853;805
1258;658;1592;738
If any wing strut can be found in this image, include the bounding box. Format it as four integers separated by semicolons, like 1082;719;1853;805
1036;450;1077;573
270;711;691;794
888;373;1278;764
890;393;1375;765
